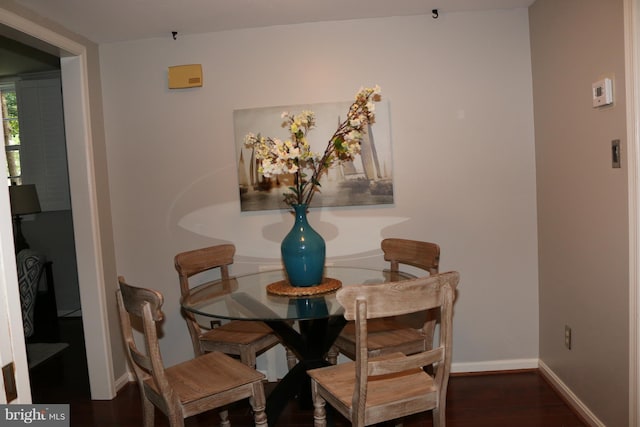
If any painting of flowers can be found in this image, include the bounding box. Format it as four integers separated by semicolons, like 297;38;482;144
234;95;393;212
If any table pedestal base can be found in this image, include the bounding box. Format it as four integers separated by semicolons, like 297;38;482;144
264;315;346;426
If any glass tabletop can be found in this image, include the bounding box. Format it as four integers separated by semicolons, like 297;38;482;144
181;266;414;321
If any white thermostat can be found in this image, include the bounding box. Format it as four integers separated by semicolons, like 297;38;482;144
592;78;613;107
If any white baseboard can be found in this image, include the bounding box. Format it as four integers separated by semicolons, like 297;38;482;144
538;360;605;427
451;358;538;373
114;370;134;392
258;265;281;272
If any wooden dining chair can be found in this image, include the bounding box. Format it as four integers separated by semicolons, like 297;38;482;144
327;238;440;364
175;244;296;370
116;277;268;427
308;271;458;427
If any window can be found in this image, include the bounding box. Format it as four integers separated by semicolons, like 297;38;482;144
16;74;71;212
1;84;22;185
2;74;70;211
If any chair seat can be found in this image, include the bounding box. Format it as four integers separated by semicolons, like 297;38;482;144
200;320;276;346
335;318;427;357
308;352;438;425
145;351;265;405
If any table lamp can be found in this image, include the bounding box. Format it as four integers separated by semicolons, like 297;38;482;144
9;184;41;253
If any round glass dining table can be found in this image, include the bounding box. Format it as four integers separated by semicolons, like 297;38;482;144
181;266;414;427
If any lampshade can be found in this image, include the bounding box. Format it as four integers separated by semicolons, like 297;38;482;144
9;184;41;216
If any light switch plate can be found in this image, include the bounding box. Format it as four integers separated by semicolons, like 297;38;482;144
592;78;613;107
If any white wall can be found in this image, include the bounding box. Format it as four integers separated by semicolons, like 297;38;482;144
99;9;539;371
530;1;629;425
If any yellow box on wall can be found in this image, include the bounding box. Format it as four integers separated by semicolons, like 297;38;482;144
168;64;202;89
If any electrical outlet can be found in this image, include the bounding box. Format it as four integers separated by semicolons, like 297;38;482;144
564;325;572;350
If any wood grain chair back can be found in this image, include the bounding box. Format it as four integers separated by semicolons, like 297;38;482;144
382;237;441;333
116;276;268;427
309;271;458;427
381;238;440;274
117;278;169;409
174;244;235;356
328;238;442;364
174;244;295;370
175;243;235;295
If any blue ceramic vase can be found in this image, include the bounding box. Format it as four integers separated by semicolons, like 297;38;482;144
281;204;326;287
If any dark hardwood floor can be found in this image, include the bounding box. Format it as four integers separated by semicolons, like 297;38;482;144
30;317;588;426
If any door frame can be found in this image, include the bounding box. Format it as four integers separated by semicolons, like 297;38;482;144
625;0;640;425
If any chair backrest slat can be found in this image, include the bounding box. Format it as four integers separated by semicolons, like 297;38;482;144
174;244;235;288
381;238;440;274
130;346;153;372
118;276;164;321
336;276;446;321
367;348;444;376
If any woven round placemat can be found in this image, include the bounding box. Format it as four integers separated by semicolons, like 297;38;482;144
266;277;342;296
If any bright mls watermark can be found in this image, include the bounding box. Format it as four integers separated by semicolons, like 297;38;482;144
0;405;69;426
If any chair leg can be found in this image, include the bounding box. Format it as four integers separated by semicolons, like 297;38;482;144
311;380;327;427
167;410;185;427
285;347;297;370
141;397;155;427
326;346;338;365
433;380;447;427
433;407;444;427
219;409;230;427
240;347;257;369
250;382;268;427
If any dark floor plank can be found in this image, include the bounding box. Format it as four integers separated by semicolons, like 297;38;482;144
29;317;587;427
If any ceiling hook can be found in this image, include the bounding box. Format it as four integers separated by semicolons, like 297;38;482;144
172;31;178;40
432;9;439;19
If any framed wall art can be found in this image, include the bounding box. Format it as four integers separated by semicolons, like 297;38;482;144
234;100;393;212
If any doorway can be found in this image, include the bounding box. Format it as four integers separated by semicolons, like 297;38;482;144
1;43;87;397
0;8;115;400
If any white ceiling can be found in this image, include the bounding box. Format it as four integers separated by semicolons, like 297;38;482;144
13;0;535;44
